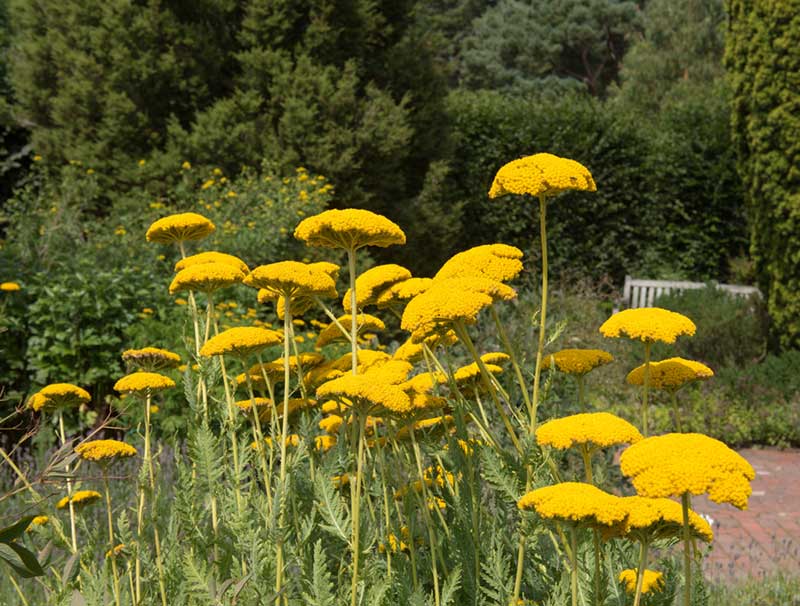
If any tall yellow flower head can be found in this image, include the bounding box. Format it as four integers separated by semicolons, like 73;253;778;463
614;496;713;543
618;569;664;595
626;357;714;390
56;490;102;510
29;383;91;412
517;482;627;528
376;277;433;309
541;349;614;376
316;314;386;348
434;244;524;283
599;307;696;344
316;374;411;415
114;372;176;395
295;208;406;251
169;262;245;294
244;260;337;300
535;412;643;450
200;326;282;359
75;439;137;464
1;282;21;291
488;153;596;199
146;212;215;244
342;264;412;312
121;347;181;371
401;277;516;341
174;251;249;274
619;433;755;509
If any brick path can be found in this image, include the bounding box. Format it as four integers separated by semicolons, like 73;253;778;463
693;448;800;582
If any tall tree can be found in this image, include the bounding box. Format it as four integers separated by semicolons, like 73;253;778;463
458;0;641;96
726;0;800;348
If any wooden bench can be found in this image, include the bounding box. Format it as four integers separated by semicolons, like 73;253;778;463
616;276;761;312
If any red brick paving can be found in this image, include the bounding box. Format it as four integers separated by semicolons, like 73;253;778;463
692;448;800;582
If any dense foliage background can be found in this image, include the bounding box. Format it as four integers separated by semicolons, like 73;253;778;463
1;0;798;433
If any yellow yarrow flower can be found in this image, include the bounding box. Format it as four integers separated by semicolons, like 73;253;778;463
392;331;458;363
434;244;524;283
316;314;386;348
342;264;412;312
174;251;249;274
106;544;126;558
401;277;516;341
626;357;714;390
29;383;91;412
541;348;614;375
619;433;755;509
613;496;713;543
244;260;338;300
317;374;411;415
488;153;596;198
200;326;282;359
618;569;664;595
121;347;181;371
145;212;215;244
315;435;337;452
599;307;696;344
169;262;245;294
30;516;49;528
376;277;433;309
536;412;642;450
1;282;21;291
517;482;627;527
75;439;137;464
114;372;176;394
56;490;101;510
294;208;406;250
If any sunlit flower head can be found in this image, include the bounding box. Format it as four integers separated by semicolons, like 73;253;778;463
489;153;596;199
29;383;91;412
343;264;412;312
114;371;176;395
174;251;249;274
316;314;385;348
199;326;282;359
536;412;642;450
244;260;337;300
146;212;215;244
169;262;245;294
317;374;411;415
376;277;433;309
626;357;714;390
517;482;627;528
541;349;614;376
599;307;696;344
434;244;524;283
620;433;755;509
1;282;21;291
611;496;713;543
294;208;406;251
75;439;137;464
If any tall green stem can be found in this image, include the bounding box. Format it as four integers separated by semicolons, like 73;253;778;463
642;342;652;437
530;193;549;433
103;470;122;606
350;411;367;606
347;249;358;375
570;526;578;606
671;389;683;432
275;296;293;599
576;375;586;409
490;305;532;416
58;411;78;553
633;540;650;606
682;493;692;606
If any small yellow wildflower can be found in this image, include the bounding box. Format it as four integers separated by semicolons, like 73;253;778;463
114;371;176;394
169;262;245;294
181;161;192;170
122;347;181;371
626;357;714;390
199;326;282;359
56;490;101;510
146;212;215;244
29;383;91;412
1;282;21;291
106;544;126;558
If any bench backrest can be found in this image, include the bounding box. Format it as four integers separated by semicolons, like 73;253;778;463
620;276;761;310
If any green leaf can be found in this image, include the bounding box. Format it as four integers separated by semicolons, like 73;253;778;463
0;516;35;542
0;541;45;578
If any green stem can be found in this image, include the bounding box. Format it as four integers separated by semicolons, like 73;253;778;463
350;411;367;606
244;370;272;516
530;193;549;434
103;470;122;606
593;530;601;606
491;304;532;416
633;540;650;606
409;428;441;606
682;493;692;606
570;526;578;606
642;341;652;437
275;297;293;598
577;375;586;410
58;411;78;553
347;249;359;375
